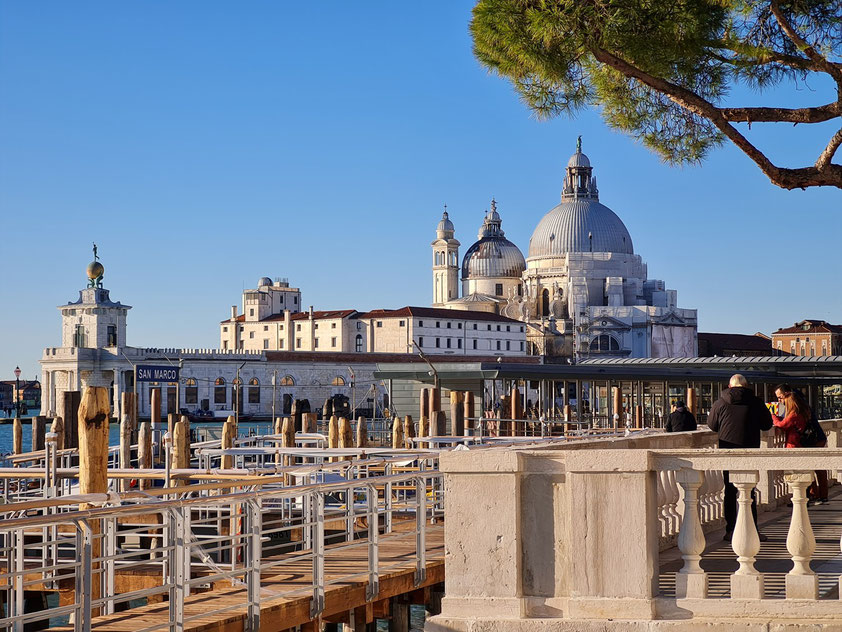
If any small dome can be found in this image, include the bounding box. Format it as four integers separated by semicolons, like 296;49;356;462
462;202;525;279
437;211;454;234
258;277;273;287
567;151;591;168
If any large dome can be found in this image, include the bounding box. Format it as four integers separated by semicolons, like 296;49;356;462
528;141;634;259
462;201;526;280
528;199;633;258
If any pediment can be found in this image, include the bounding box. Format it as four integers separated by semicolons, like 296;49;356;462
654;310;689;326
590;315;631;330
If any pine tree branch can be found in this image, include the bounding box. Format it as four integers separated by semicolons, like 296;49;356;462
721;103;841;124
818;128;842;171
590;46;842;189
768;0;842;90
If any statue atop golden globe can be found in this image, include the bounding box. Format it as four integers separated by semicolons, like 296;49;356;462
87;242;104;288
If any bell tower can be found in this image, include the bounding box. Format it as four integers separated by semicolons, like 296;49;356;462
431;207;460;306
59;244;131;349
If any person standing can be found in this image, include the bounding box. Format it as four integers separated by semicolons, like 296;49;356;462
706;374;773;541
665;400;697;432
775;384;829;504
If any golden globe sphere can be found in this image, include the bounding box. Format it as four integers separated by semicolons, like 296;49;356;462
86;261;104;280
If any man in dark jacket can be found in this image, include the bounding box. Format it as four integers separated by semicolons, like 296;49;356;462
706;374;773;541
665;401;697;432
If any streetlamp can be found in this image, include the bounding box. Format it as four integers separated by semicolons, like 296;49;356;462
13;366;21;418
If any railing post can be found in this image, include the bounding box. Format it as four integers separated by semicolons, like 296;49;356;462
76;520;93;632
415;475;427;587
310;491;325;618
246;498;262;632
366;484;379;601
674;468;707;598
12;528;24;632
730;471;763;599
103;517;117;614
784;472;818;599
167;507;186;632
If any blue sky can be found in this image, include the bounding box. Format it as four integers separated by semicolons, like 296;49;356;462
1;1;840;380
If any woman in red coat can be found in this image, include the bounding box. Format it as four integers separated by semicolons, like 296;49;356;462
770;392;808;448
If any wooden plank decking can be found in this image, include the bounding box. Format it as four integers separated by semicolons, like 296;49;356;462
63;525;444;632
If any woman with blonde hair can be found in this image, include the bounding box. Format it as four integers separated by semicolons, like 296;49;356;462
771;390;809;448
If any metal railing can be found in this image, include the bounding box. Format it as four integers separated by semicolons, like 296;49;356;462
0;466;443;632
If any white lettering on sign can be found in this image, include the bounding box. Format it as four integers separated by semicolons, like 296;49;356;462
136;366;180;382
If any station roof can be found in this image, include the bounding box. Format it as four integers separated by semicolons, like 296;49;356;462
373;355;842;385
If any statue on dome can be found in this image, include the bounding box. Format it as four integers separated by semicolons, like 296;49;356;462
86;243;105;289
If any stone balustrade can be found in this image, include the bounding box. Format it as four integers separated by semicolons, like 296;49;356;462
431;419;842;630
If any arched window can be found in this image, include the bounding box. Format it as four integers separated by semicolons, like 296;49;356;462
248;377;260;404
185;377;198;405
279;375;295;386
331;376;346;386
590;335;620;352
355;334;364;352
214;377;226;404
541;289;550;316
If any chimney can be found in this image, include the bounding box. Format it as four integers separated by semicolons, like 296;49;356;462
231;305;238;320
309;306;314;319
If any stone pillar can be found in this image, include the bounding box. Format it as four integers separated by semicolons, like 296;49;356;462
563;450;659;619
438;450;525;620
450;392;464;437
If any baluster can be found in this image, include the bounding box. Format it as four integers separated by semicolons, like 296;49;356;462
730;471;763;599
657;471;668;537
697;470;711;525
675;469;708;598
714;470;726;521
667;469;681;535
785;472;818;599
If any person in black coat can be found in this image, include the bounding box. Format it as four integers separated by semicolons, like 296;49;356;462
706;374;773;541
665;401;697;432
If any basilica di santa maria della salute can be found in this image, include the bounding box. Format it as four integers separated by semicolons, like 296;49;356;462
434;139;698;358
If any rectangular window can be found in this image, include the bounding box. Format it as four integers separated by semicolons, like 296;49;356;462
263;325;268;331
296;324;301;331
357;322;362;330
107;325;117;346
331;337;337;347
314;338;319;348
446;322;451;329
249;331;255;339
506;325;510;332
186;387;198;405
487;325;491;331
495;283;503;296
294;296;298;304
296;338;302;348
436;321;440;328
473;324;477;330
457;339;462;349
377;321;383;328
314;323;319;329
418;337;424;347
331;323;337;329
496;340;501;351
447;338;451;348
520;326;524;332
506;341;511;351
214;385;226;404
279;324;284;331
223;341;228;350
457;323;462;329
223;326;228;332
436;338;441;348
279;340;284;349
520;341;524;351
74;325;86;347
263;339;269;349
473;340;477;350
249;308;254;317
497;325;501;331
399;320;405;327
248;386;260;404
418;321;423;327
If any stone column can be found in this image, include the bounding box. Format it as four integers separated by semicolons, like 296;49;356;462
785;472;818;599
